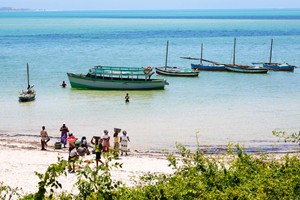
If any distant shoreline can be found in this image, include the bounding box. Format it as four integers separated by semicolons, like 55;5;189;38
0;7;45;12
1;9;300;20
1;7;300;12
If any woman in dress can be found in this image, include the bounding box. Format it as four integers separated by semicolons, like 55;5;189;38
60;123;69;148
102;130;110;152
120;130;130;156
113;128;121;156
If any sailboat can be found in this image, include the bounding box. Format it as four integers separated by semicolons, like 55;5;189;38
181;43;227;71
256;39;296;72
224;38;268;73
19;63;36;102
155;41;199;77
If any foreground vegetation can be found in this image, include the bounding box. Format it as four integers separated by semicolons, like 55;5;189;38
1;132;300;199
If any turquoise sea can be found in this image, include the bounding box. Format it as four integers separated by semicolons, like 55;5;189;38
0;9;300;152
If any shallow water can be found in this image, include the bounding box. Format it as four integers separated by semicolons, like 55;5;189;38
0;10;300;152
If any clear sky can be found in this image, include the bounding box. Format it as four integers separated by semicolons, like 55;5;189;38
1;0;300;10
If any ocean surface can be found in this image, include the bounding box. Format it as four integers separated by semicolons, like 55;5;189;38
1;9;300;153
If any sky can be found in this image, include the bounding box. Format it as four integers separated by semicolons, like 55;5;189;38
1;0;300;10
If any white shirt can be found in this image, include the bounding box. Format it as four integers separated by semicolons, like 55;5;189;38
121;135;128;142
70;148;78;157
102;133;110;139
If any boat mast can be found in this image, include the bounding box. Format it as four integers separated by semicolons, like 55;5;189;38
269;39;273;64
233;38;236;65
27;63;30;88
165;40;169;69
200;43;203;65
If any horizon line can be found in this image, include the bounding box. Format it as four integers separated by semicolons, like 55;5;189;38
2;7;300;12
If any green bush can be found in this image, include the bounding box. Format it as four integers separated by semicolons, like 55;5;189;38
0;181;20;200
74;151;123;200
273;130;300;145
117;144;300;200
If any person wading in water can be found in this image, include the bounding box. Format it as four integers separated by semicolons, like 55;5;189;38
125;93;130;103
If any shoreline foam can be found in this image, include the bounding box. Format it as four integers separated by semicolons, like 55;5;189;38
1;133;299;154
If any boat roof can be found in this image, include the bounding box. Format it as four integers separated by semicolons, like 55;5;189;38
91;65;148;76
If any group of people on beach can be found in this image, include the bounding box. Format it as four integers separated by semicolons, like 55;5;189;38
67;126;130;172
39;123;130;172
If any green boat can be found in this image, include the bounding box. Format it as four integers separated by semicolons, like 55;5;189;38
67;65;169;90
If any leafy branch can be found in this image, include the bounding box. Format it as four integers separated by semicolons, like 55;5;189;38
273;130;300;145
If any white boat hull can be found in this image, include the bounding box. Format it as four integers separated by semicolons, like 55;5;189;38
225;65;268;73
19;92;36;102
155;67;199;77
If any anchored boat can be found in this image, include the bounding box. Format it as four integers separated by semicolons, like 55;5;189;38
67;65;169;90
183;39;268;73
224;38;268;74
190;62;226;72
155;41;199;77
224;65;269;73
19;63;36;102
181;44;227;72
155;67;199;76
254;39;296;72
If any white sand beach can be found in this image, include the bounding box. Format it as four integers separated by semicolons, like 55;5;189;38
0;136;299;197
0;137;173;195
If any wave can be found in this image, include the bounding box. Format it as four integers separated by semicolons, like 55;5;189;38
2;29;300;42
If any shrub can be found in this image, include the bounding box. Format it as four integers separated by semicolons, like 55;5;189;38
0;181;20;200
75;151;123;200
116;144;300;200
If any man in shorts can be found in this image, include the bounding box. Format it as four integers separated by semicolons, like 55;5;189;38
40;126;50;150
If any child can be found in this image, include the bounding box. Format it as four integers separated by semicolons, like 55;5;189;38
68;144;79;173
91;136;104;167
